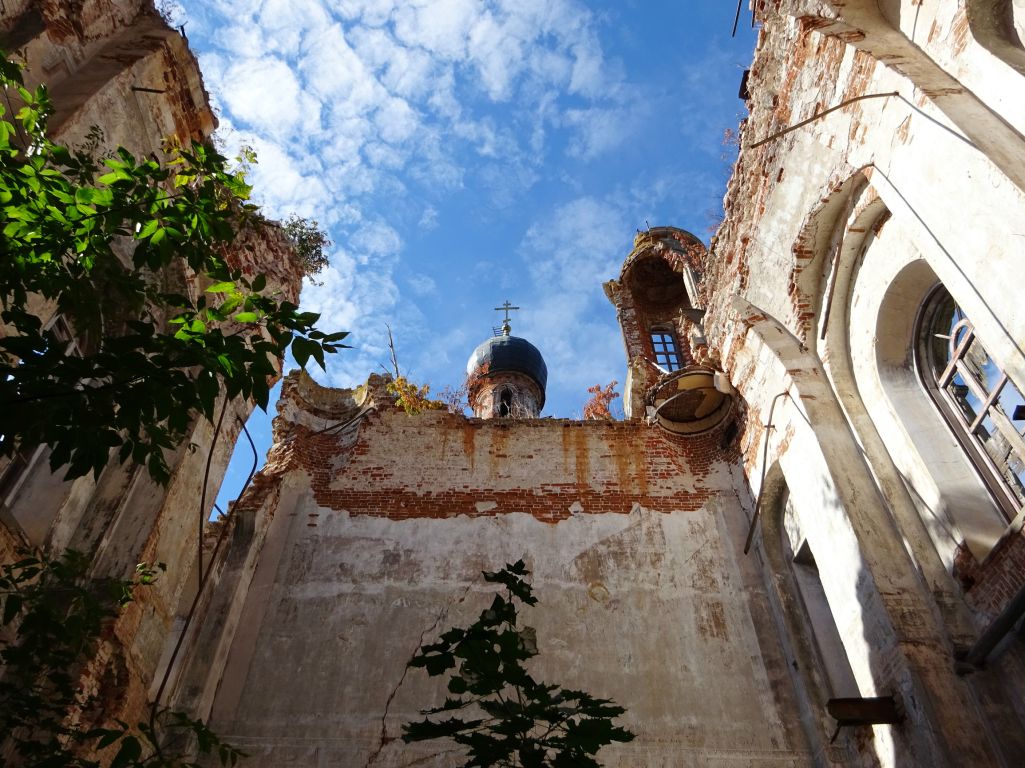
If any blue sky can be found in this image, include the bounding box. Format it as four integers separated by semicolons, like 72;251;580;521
164;1;758;510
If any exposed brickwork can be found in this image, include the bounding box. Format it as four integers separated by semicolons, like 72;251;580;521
238;372;734;525
966;527;1025;622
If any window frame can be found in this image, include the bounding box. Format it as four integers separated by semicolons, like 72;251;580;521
916;285;1025;522
650;327;682;373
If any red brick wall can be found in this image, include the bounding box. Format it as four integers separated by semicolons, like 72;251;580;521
240;400;735;525
967;527;1025;621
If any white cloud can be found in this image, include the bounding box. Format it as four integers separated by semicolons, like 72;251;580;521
563;107;631;159
180;0;641;403
407;274;437;296
418;205;439;229
392;0;478;60
521;197;629;291
220;56;318;140
374;96;418;143
352;219;402;259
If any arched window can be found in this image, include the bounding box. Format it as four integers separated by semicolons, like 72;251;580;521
917;285;1025;520
498;388;512;417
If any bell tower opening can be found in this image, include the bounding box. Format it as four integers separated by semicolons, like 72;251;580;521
604;226;734;432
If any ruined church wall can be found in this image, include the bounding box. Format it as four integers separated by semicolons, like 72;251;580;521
0;0;304;737
705;2;1025;765
177;374;816;766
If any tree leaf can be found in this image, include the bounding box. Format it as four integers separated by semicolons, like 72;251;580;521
109;734;141;767
2;593;23;625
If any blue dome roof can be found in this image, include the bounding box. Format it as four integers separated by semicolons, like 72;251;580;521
466;335;548;407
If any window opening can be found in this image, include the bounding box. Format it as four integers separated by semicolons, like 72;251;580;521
919;286;1025;519
499;389;512;417
651;330;682;372
782;491;860;699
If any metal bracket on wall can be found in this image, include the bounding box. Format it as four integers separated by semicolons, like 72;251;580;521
827;696;904;743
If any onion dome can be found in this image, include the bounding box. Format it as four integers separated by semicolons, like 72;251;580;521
466;334;548;410
466;301;548;419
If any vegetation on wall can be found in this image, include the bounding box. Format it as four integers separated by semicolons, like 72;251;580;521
282;213;332;278
582;381;620;421
0;50;342;766
386;375;448;415
404;561;634;767
0;54;347;484
0;551;243;767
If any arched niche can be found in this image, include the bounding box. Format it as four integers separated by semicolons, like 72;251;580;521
792;169;978;638
790;168;872;348
966;0;1025;77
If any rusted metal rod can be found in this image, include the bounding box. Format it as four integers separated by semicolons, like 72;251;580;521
748;92;899;149
744;390;790;554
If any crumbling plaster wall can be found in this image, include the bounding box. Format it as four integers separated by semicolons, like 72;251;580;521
175;372;818;766
706;2;1025;765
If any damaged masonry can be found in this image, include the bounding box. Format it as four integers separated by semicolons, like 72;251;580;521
3;2;1025;767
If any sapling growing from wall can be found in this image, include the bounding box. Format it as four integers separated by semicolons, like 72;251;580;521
404;560;634;767
582;381;620;421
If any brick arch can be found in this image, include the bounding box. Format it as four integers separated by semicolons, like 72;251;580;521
788;166;873;343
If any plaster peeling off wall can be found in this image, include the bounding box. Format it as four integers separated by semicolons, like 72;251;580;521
177;374;814;767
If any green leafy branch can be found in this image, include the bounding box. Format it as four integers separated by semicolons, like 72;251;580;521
403;561;634;767
0;53;347;483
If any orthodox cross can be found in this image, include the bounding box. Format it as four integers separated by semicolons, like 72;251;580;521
494;300;520;335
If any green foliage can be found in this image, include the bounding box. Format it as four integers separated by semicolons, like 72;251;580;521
0;54;348;483
404;561;635;767
0;550;244;767
282;214;331;277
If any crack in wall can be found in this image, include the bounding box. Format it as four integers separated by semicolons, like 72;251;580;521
364;576;478;767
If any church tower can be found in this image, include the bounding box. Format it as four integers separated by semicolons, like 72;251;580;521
604;226;733;434
466;302;547;419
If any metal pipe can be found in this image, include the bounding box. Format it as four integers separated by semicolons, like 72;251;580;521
744;390;790;554
197;399;228;586
149;415;258;738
